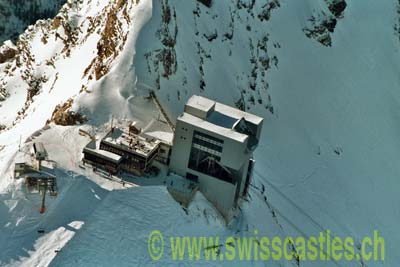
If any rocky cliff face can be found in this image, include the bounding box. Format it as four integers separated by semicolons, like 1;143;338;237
0;1;400;265
135;0;281;118
0;0;142;132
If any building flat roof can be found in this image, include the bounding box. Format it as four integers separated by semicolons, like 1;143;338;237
84;140;122;163
206;111;240;129
186;95;263;128
186;95;215;114
178;112;248;143
102;128;160;157
15;151;29;164
214;101;263;126
142;131;174;145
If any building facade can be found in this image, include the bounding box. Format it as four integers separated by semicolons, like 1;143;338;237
169;95;263;221
99;128;160;175
82;139;123;175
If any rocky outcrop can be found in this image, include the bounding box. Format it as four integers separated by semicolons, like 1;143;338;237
197;0;212;8
327;0;347;18
138;0;279;114
83;0;134;80
303;0;347;47
143;0;178;89
0;0;147;130
395;0;400;41
0;41;17;63
48;98;87;126
258;0;280;22
303;14;337;47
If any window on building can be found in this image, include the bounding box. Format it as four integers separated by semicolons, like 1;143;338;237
187;131;233;183
188;147;234;184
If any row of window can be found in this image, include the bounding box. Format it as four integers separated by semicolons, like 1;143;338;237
83;152;119;167
100;144;124;157
193;130;224;146
193;137;223;153
192;143;222;158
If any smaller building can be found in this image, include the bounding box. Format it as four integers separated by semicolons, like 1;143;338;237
13;147;43;179
13;145;58;201
141;131;173;165
14;152;31;179
100;128;160;175
82;139;123;175
25;172;57;196
128;121;141;135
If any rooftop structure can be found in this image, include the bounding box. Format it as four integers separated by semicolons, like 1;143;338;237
98;127;161;175
183;95;263;150
185;95;263;125
102;128;159;159
14;151;34;179
32;142;47;161
169;95;263;221
141;118;175;166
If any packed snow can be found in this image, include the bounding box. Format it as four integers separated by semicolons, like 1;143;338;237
0;0;399;266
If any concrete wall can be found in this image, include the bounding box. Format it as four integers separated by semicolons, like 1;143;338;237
219;137;250;170
184;105;212;120
170;117;251;173
187;168;238;220
169;117;254;220
169;119;194;176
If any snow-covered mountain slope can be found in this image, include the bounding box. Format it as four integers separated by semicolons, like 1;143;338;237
0;0;400;266
0;0;66;43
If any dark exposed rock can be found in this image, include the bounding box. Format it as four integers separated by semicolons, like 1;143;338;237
303;0;346;46
235;94;246;111
0;45;17;64
323;18;337;33
145;0;178;79
48;98;87;126
258;0;280;22
204;31;217;42
197;0;212;8
328;0;347;18
303;16;336;47
26;75;48;101
157;48;177;78
224;32;233;40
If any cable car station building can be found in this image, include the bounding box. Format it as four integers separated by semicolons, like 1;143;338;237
169;95;263;220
